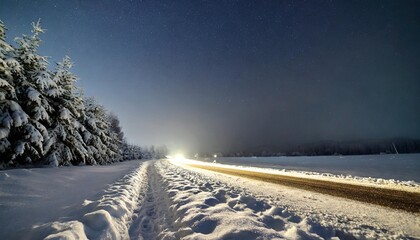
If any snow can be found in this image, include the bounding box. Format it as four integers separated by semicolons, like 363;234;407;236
0;78;12;89
1;159;419;239
34;121;48;138
127;160;339;239
0;20;124;166
34;70;54;90
0;138;11;153
33;106;49;121
0;128;9;139
46;87;62;97
9;100;29;127
27;87;41;102
14;141;26;156
172;160;420;239
35;162;148;239
1;115;12;129
59;108;71;120
28;125;44;144
87;117;97;130
5;57;22;73
0;160;143;239
8;100;23;112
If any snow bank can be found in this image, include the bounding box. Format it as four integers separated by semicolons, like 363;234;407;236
25;162;148;239
174;159;420;193
0;160;145;239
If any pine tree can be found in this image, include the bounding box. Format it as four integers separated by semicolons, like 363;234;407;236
43;56;88;166
83;98;121;164
108;112;124;142
11;20;54;164
1;20;128;167
0;20;35;166
0;21;17;161
155;145;169;159
121;141;142;160
83;97;107;164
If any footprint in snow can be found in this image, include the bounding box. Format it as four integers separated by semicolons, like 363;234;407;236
147;195;154;202
203;197;220;206
140;217;153;233
192;219;218;234
146;207;156;217
260;215;285;231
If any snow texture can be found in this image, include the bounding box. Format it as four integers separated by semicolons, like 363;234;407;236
170;160;420;239
1;159;418;239
9;100;28;127
36;162;148;239
26;87;41;102
59;107;71;120
0;127;9;139
0;78;12;89
0;161;143;239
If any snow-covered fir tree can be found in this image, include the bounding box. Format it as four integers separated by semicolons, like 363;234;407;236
120;143;168;160
155;145;169;159
0;19;139;167
108;112;124;142
0;20;35;166
43;56;88;166
83;98;122;164
0;21;21;164
121;141;143;160
11;20;55;164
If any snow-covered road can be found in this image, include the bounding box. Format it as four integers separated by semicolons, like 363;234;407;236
1;159;419;239
167;160;419;239
181;161;420;213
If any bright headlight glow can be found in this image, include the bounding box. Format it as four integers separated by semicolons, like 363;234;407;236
174;154;185;160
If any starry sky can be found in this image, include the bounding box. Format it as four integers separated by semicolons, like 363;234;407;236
1;0;420;154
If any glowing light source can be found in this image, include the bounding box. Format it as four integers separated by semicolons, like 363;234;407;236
213;154;217;158
174;154;185;160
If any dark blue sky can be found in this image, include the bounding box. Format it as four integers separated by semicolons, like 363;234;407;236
1;0;420;154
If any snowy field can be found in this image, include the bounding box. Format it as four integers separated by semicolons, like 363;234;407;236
0;159;419;239
202;154;420;182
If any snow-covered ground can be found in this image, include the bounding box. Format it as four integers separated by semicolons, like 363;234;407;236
169;160;419;239
1;159;419;239
0;160;144;239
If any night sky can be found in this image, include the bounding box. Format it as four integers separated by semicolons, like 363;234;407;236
1;0;420;154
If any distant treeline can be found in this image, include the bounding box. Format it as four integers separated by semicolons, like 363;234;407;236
122;144;168;161
203;138;420;158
